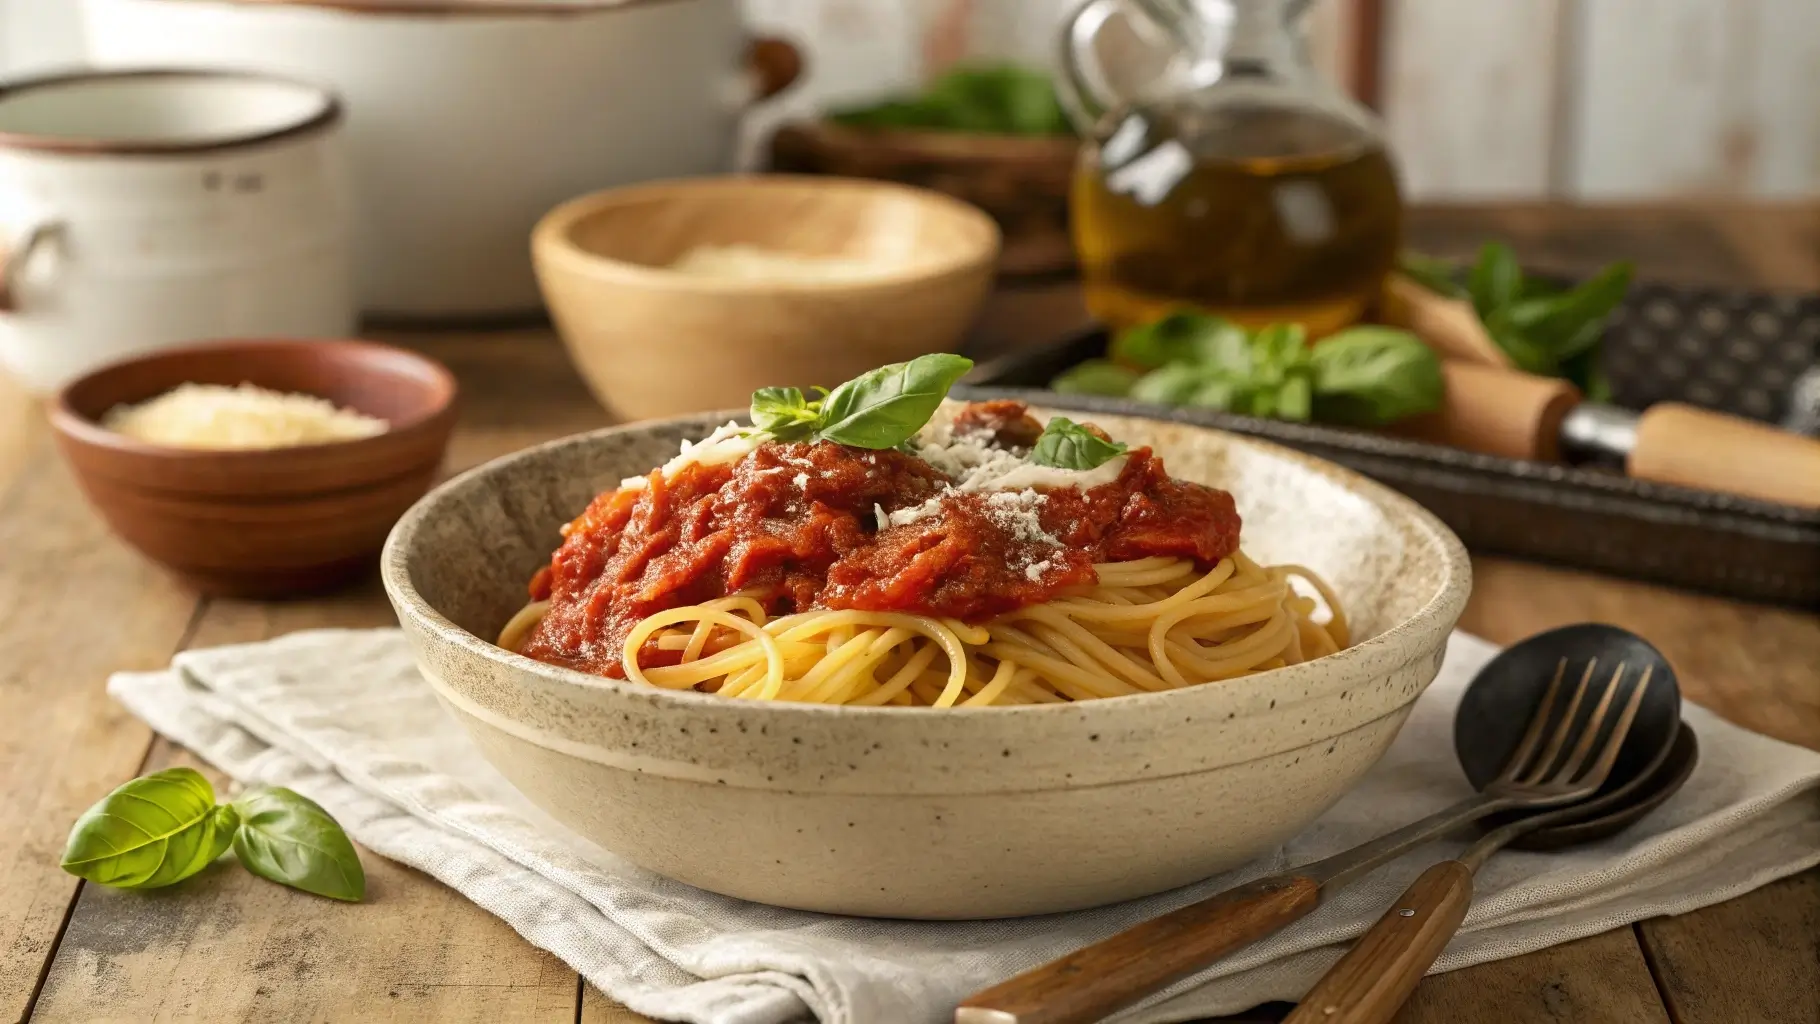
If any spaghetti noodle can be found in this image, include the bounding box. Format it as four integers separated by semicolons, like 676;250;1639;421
501;399;1348;706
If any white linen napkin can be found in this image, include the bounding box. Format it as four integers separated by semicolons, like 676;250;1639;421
109;630;1820;1024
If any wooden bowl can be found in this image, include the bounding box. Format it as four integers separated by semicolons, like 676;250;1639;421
51;338;457;597
770;121;1078;278
531;174;1000;422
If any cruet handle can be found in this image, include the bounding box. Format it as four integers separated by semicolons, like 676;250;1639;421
1055;0;1194;134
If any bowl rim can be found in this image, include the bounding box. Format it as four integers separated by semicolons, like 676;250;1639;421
382;406;1473;720
50;336;459;463
530;173;1004;295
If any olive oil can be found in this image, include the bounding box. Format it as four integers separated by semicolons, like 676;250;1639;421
1072;103;1402;335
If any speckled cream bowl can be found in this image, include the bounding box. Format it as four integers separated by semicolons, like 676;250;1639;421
381;406;1470;919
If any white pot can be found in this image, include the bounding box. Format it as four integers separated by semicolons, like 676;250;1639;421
80;0;803;320
0;69;354;394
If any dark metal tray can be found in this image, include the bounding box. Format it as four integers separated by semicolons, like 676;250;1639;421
957;280;1820;606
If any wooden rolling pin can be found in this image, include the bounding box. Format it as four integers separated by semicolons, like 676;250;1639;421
1389;362;1820;508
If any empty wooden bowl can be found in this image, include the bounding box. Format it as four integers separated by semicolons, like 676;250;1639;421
531;174;1000;421
51;338;457;597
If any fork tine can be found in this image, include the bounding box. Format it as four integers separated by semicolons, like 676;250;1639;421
1521;659;1597;784
1496;658;1569;783
1574;665;1653;790
1551;661;1628;782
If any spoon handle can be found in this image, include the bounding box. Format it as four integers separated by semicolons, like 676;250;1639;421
954;874;1321;1024
1282;862;1475;1024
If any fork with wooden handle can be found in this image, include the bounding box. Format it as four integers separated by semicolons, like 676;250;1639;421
954;659;1650;1024
1281;662;1655;1024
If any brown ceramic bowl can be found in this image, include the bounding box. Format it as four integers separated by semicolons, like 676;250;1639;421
51;338;457;597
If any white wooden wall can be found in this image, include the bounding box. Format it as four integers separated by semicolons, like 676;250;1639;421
2;0;1815;200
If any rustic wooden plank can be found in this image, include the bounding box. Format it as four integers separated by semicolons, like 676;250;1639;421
580;985;657;1024
33;742;578;1024
1397;929;1672;1023
1379;0;1567;200
1406;203;1783;288
1462;556;1820;752
0;439;202;1022
31;584;579;1022
0;373;40;496
1636;870;1820;1024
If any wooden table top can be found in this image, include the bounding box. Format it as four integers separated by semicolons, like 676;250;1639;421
4;202;1817;1024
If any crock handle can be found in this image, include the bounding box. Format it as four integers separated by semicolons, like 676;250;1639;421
746;36;804;104
0;221;59;314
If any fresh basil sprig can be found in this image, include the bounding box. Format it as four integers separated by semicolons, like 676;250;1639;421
1057;312;1442;427
746;353;973;450
62;767;364;901
1030;417;1129;470
1401;244;1632;401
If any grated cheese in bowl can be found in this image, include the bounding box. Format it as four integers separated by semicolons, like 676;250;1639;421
102;382;389;451
667;244;885;283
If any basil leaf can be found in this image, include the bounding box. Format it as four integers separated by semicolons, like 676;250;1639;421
1501;263;1632;358
1052;359;1142;397
1398;251;1468;299
1560;347;1611;402
1248;323;1310;376
814;353;973;449
61;767;239;889
1131;363;1215;405
1468;242;1523;317
1583;363;1614;404
1484;308;1562;375
1030;417;1129;470
1309;327;1445;425
1276;373;1313;422
1188;376;1242;411
232;787;365;902
1112;311;1248;371
750;386;820;440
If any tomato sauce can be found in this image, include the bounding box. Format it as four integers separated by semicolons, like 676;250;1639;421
519;402;1241;677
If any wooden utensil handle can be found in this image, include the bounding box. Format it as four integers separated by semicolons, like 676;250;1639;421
1629;402;1820;508
1388;362;1582;461
1282;862;1474;1024
955;874;1320;1024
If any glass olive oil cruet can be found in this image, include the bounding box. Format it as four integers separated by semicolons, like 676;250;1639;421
1059;0;1402;335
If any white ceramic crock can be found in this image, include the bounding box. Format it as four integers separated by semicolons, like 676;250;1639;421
80;0;804;320
0;69;353;395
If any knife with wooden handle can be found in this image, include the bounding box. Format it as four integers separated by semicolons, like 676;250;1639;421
1386;361;1820;508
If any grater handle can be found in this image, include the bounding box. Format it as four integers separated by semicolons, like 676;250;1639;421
1629;402;1820;507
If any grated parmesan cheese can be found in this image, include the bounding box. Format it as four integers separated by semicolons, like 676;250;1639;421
102;382;387;451
910;416;1128;493
667;245;885;283
619;421;760;490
